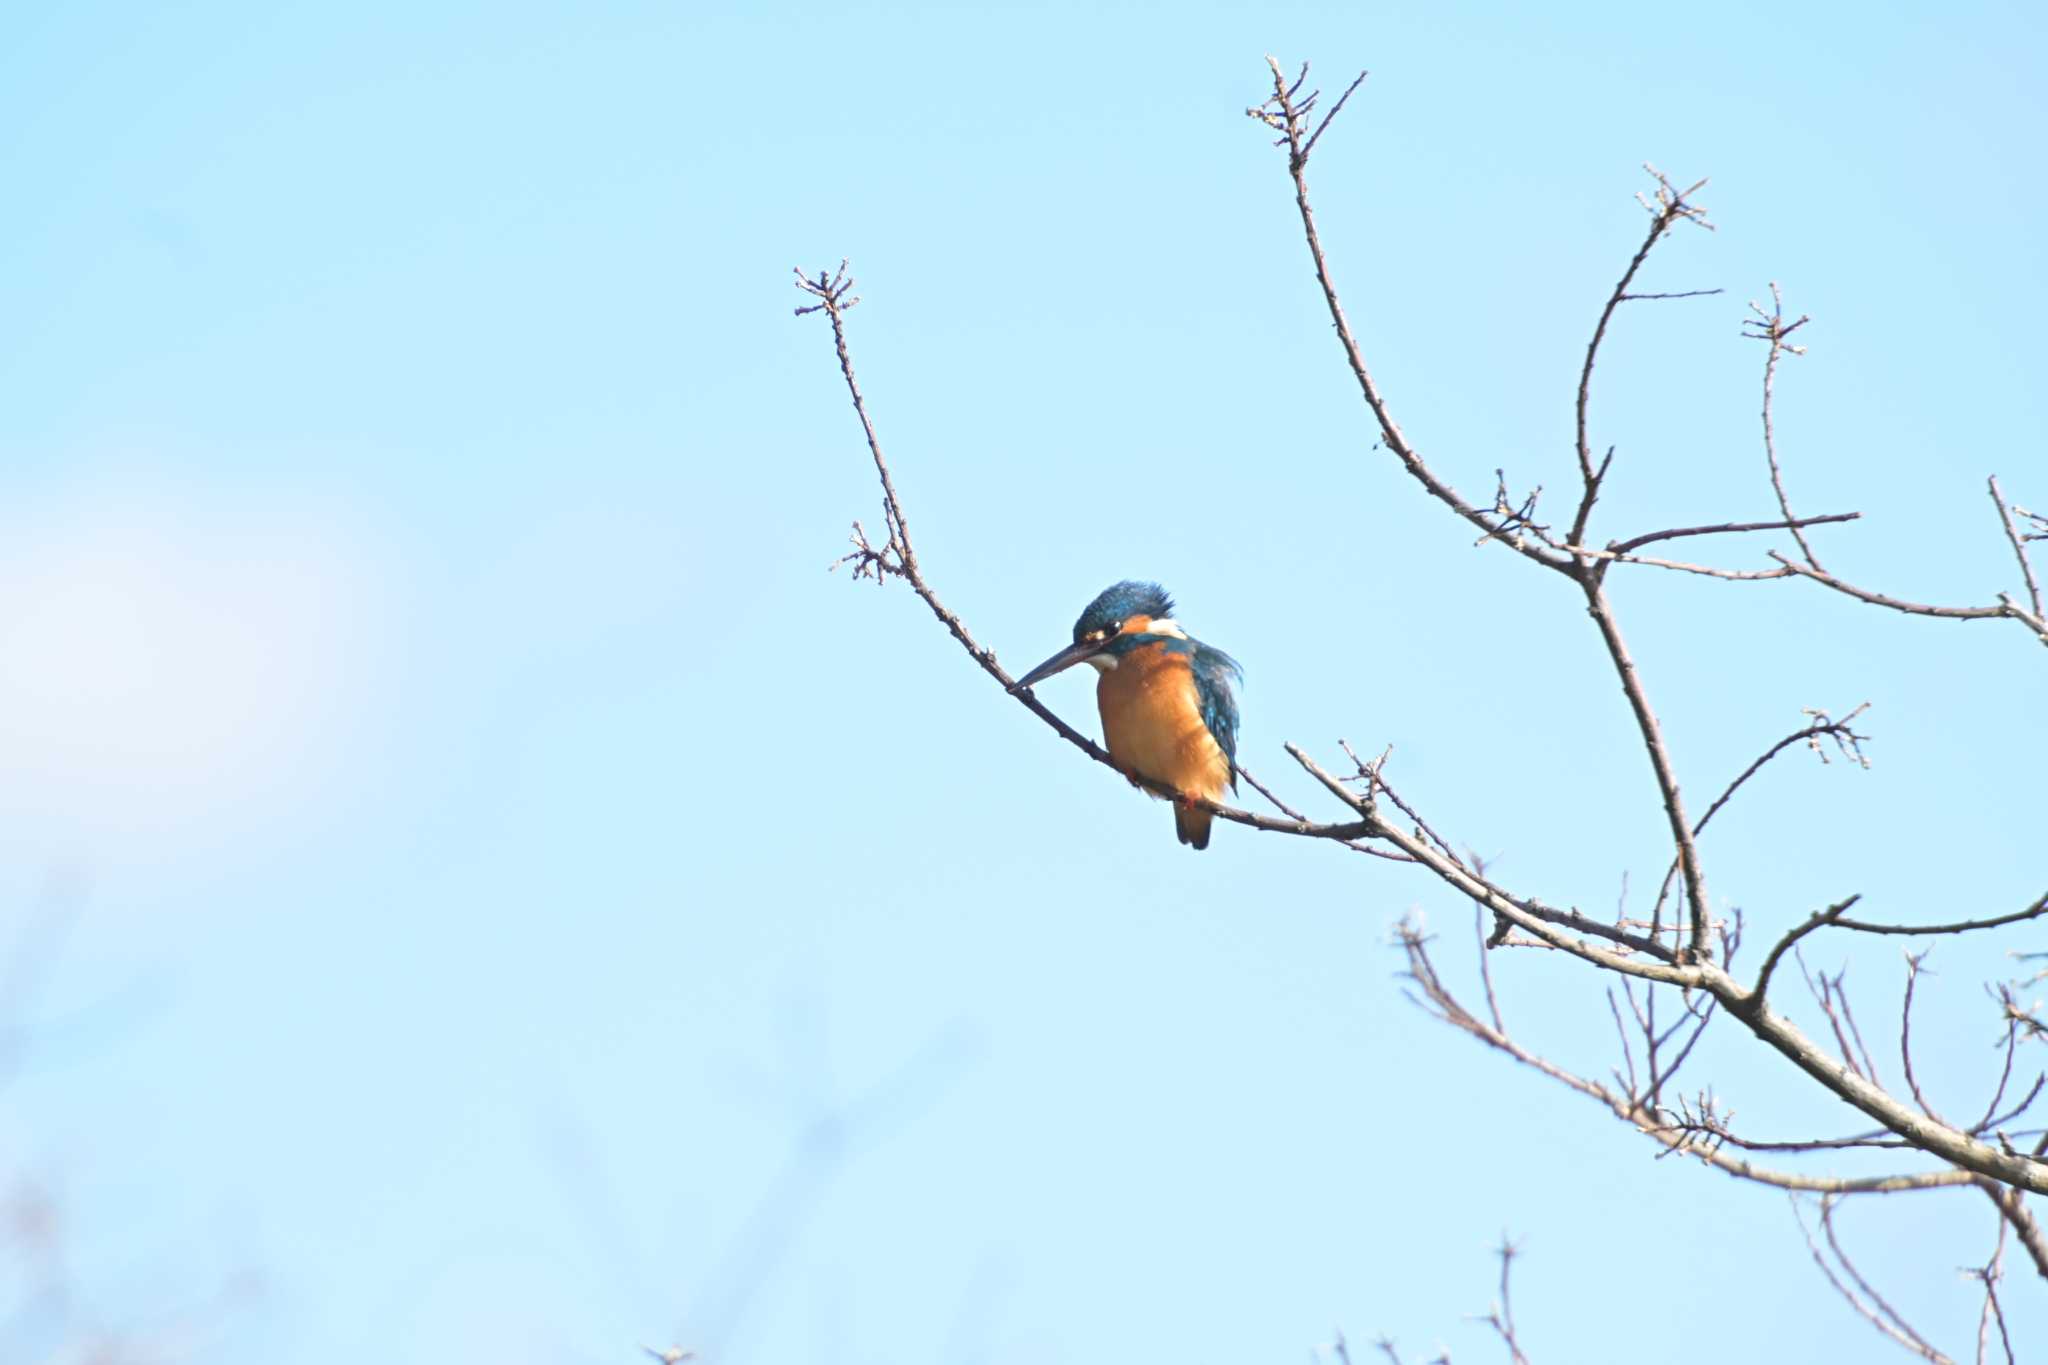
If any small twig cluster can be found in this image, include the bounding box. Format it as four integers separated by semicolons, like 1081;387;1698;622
1245;59;1368;170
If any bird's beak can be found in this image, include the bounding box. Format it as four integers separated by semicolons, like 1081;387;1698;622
1009;639;1102;692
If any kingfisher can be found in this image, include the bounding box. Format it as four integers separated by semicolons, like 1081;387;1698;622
1010;581;1242;850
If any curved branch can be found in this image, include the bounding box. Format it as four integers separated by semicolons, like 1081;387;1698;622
1990;475;2045;621
1609;511;1859;557
1743;283;1824;566
1247;60;1574;576
1796;1196;1955;1363
1646;705;1869;942
1575;577;1714;958
1836;894;2048;939
1751;896;1862;1003
1570;167;1715;547
1771;554;2048;647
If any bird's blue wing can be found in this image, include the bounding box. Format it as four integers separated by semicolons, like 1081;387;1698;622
1189;642;1242;789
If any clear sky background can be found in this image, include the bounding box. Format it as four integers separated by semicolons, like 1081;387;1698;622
2;2;2044;1361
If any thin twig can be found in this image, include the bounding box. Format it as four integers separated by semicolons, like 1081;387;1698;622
1610;511;1859;556
1569;166;1714;547
1772;554;2048;647
1742;283;1821;566
1838;895;2048;939
1300;69;1369;164
1988;475;2043;620
1248;59;1575;575
1794;1196;1955;1363
1902;953;1945;1122
1484;1238;1531;1365
1238;763;1414;863
1752;897;1862;1003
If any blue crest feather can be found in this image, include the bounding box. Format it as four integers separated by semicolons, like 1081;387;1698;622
1072;580;1174;642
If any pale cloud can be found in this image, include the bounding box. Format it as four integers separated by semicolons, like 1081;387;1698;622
0;484;392;863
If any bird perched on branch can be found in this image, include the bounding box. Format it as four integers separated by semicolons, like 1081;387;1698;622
1010;581;1242;850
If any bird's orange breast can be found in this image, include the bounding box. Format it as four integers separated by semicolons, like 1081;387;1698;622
1095;643;1232;802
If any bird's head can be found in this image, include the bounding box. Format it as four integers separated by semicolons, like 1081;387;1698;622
1010;580;1181;690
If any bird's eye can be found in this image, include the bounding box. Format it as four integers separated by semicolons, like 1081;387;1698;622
1108;620;1123;635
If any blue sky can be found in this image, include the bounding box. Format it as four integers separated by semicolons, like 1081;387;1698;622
2;2;2045;1361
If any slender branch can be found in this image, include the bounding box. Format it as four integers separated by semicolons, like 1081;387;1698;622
1665;1120;1910;1154
1979;1075;2047;1139
1579;576;1713;959
1752;897;1862;1003
1570;166;1714;547
1742;283;1823;566
1698;707;1872;837
1796;1196;1954;1363
1237;763;1414;863
1484;1239;1531;1365
1560;546;1799;580
1248;59;1575;575
1971;1024;2029;1137
1771;553;2048;647
1646;704;1870;941
1972;1206;2015;1365
1837;894;2048;939
1902;953;1945;1122
1609;511;1859;557
1988;476;2044;621
1300;69;1368;164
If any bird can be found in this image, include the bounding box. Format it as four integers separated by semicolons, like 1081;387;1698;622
1009;580;1242;850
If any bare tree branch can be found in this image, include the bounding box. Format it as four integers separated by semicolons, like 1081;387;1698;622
1988;474;2043;623
1246;60;1576;576
1796;1195;1955;1363
1609;511;1859;556
1482;1238;1531;1365
1570;165;1715;547
1771;554;2048;647
1837;895;2048;939
1970;1199;2016;1365
1741;283;1824;566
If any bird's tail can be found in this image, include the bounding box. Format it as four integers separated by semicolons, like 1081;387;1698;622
1175;803;1212;851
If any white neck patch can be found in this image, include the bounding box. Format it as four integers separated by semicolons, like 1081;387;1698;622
1142;617;1188;639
